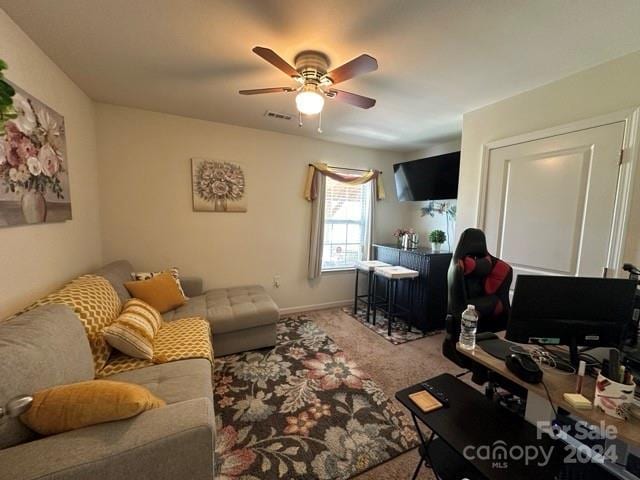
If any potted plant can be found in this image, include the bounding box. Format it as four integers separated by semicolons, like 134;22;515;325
429;229;446;252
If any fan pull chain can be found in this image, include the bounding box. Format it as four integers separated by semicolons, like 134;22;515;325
317;111;323;134
298;111;303;128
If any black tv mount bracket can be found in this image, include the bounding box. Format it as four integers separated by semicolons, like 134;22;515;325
623;263;640;281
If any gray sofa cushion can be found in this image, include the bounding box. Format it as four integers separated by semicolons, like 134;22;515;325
106;359;213;405
0;398;214;480
164;293;207;320
180;276;203;298
0;304;94;449
164;285;279;334
93;260;134;303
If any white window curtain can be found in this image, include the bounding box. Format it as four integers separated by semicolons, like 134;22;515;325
308;173;326;280
364;180;376;260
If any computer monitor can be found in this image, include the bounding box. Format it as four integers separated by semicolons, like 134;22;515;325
506;275;637;365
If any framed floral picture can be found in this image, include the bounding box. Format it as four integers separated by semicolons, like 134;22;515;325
0;80;71;227
191;158;247;213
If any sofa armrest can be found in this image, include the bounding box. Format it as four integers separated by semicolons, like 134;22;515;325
0;398;214;480
181;276;203;297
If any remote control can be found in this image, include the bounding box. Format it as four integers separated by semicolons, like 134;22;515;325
420;382;449;407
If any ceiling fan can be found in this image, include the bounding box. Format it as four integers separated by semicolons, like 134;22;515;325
239;47;378;131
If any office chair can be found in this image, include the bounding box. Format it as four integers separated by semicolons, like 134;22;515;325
442;228;513;370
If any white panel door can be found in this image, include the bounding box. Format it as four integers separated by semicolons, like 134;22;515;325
482;121;625;279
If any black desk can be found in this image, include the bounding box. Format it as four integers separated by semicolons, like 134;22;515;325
396;374;569;480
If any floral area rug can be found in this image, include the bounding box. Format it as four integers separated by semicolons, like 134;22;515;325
342;306;440;345
214;315;418;480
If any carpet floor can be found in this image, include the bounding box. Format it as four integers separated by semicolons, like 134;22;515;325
214;315;419;480
307;308;466;480
341;306;441;345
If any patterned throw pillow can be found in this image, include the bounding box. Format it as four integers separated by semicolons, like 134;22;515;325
97;316;212;377
121;298;163;334
131;267;188;299
151;316;212;364
103;299;162;360
24;275;122;373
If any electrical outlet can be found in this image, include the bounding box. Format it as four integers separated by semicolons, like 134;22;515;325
273;275;281;288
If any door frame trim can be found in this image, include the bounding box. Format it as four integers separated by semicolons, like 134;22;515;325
476;107;640;276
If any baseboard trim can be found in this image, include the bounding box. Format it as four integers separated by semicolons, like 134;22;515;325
279;299;352;316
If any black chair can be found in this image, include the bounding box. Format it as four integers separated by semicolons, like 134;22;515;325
442;228;513;370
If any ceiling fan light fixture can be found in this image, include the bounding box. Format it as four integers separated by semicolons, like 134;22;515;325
241;47;378;118
295;85;324;115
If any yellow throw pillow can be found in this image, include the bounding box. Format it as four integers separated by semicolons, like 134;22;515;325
131;268;188;300
124;272;186;313
103;299;162;360
20;380;165;436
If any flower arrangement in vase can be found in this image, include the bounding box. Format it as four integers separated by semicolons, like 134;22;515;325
0;60;68;225
393;228;414;247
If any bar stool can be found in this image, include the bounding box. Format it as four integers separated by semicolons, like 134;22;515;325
373;266;419;336
353;260;391;322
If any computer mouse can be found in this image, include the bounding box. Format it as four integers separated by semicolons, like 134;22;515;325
506;352;543;384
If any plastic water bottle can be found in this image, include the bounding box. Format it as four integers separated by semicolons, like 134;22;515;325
459;305;478;350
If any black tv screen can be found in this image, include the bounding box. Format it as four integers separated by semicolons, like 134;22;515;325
393;152;460;201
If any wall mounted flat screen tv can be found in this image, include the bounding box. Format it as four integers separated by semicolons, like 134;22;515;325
393;151;460;201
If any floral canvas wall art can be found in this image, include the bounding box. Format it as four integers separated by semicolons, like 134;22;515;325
191;158;246;212
0;79;71;227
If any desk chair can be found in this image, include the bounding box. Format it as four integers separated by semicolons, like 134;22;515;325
442;228;513;372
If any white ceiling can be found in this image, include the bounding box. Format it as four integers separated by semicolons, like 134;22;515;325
2;0;640;152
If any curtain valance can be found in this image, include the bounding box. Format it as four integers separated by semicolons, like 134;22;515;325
303;163;385;201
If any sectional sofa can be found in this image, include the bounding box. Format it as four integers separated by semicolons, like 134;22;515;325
96;260;280;357
0;260;280;480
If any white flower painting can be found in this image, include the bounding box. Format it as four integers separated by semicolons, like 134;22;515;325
191;158;246;213
0;81;71;227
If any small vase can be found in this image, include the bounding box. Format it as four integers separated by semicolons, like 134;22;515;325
21;190;47;224
432;243;442;253
214;197;227;212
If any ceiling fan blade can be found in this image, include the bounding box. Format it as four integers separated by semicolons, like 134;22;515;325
328;89;376;109
325;54;378;84
239;87;295;95
252;47;300;78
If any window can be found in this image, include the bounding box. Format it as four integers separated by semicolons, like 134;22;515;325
321;176;371;270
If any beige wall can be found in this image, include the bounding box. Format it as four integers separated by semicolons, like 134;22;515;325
402;139;461;249
405;139;462;163
458;50;640;266
96;104;402;311
0;11;102;318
